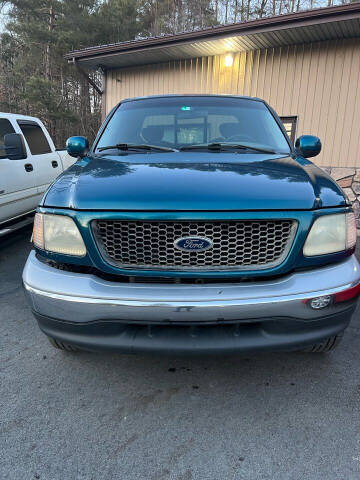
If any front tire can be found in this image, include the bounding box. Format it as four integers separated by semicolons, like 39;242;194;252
301;332;343;353
47;336;79;352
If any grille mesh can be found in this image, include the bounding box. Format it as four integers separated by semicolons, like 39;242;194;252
93;219;296;271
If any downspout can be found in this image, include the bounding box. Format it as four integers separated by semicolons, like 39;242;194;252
99;66;107;123
68;58;107;122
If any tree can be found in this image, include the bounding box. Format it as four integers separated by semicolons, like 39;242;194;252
139;0;217;36
0;0;138;146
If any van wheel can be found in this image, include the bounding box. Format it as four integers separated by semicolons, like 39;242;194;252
47;336;79;352
301;332;343;353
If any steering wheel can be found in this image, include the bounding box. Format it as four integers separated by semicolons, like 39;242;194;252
226;134;254;143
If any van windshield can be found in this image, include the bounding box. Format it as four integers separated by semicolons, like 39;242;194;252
95;96;291;154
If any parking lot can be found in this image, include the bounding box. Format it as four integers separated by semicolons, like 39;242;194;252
1;228;360;480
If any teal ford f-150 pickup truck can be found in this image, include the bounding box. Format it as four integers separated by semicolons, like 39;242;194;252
22;95;360;354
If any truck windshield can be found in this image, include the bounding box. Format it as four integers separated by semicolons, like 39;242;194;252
95;96;291;154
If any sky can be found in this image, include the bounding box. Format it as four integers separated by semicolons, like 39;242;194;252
0;4;9;33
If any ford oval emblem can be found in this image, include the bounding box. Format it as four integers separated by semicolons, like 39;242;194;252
174;236;213;252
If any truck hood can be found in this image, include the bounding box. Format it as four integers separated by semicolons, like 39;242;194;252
43;152;346;211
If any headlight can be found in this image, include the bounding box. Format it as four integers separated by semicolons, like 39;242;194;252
33;213;86;256
303;212;356;256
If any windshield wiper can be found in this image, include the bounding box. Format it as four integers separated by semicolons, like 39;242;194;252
180;142;277;154
98;143;176;153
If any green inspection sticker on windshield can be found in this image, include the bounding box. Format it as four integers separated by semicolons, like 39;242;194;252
181;106;191;111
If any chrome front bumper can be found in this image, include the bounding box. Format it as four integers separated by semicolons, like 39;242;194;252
23;251;360;324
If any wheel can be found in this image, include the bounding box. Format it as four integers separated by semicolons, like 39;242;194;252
47;336;79;352
301;332;343;353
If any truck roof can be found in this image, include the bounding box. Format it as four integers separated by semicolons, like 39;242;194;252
120;94;264;104
0;112;44;122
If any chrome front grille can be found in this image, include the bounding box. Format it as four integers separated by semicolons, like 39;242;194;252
93;219;297;271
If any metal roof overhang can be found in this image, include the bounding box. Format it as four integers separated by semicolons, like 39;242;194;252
66;3;360;70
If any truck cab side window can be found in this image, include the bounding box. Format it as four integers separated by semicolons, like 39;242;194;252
17;121;51;155
0;119;15;159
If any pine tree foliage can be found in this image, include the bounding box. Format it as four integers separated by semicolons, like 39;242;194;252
0;0;138;146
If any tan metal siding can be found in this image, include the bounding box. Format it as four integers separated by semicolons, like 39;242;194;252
105;37;360;167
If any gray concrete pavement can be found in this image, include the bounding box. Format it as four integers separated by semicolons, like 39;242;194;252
1;228;360;480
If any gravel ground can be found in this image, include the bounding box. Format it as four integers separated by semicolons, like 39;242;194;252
1;227;360;480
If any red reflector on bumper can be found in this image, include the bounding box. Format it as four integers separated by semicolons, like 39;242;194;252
334;282;360;303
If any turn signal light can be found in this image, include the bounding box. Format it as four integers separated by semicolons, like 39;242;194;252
33;213;44;249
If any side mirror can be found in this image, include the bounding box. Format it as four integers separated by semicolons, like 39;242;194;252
4;133;27;160
295;135;321;158
66;136;89;158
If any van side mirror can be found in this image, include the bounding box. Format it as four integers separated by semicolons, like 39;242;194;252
66;136;89;158
295;135;321;158
3;133;27;160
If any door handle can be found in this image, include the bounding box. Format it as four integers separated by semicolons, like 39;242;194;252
24;163;33;172
51;160;58;168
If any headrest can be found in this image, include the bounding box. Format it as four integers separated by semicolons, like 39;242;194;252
141;125;164;143
219;122;241;139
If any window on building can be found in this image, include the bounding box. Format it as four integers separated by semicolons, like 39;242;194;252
0;118;16;159
280;116;297;143
17;120;51;155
